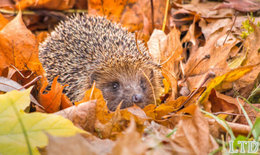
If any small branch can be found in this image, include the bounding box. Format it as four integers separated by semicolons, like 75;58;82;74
162;0;169;32
150;0;154;30
208;118;251;135
223;11;237;45
0;8;87;16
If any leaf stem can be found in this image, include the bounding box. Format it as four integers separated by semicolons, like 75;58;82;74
12;101;32;155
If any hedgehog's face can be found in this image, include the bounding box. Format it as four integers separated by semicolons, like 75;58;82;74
91;64;161;111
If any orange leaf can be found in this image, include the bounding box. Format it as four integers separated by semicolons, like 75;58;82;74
38;76;67;113
0;13;9;30
75;82;112;124
143;104;157;119
88;0;127;23
15;0;75;10
61;94;73;109
0;11;44;76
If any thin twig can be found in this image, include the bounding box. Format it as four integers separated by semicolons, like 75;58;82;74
140;69;157;106
223;11;237;45
19;76;42;90
150;0;154;30
162;0;169;32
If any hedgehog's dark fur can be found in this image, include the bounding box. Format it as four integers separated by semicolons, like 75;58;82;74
39;14;162;111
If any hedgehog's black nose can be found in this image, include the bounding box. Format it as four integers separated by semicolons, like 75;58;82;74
132;94;143;103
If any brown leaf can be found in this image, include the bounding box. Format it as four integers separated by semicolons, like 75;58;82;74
171;105;218;155
233;23;260;97
182;14;201;46
55;101;96;133
236;103;260;125
184;27;238;90
208;89;243;114
111;119;147;155
42;133;114;155
174;2;234;18
199;18;233;40
138;0;167;34
143;121;176;155
215;0;260;12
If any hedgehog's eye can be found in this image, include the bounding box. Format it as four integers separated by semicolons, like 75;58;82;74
112;82;120;90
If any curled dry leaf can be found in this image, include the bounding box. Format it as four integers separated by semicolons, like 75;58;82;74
209;89;243;114
39;76;72;113
148;28;183;101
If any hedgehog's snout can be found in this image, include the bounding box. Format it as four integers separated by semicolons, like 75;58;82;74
132;94;143;103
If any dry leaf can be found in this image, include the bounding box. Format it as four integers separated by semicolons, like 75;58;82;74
43;133;114;155
39;76;68;113
233;23;260;97
215;0;260;12
171;105;218;155
0;11;44;76
0;13;9;30
15;0;75;10
209;89;243;114
111;119;147;155
56;100;96;132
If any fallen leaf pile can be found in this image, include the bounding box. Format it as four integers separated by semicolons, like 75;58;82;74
0;0;259;154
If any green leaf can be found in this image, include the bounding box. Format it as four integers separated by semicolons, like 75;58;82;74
0;89;85;155
252;117;260;141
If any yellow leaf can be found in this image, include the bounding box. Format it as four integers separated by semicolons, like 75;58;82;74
199;65;255;104
0;89;85;155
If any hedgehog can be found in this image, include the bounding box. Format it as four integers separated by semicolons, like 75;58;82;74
39;14;162;111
